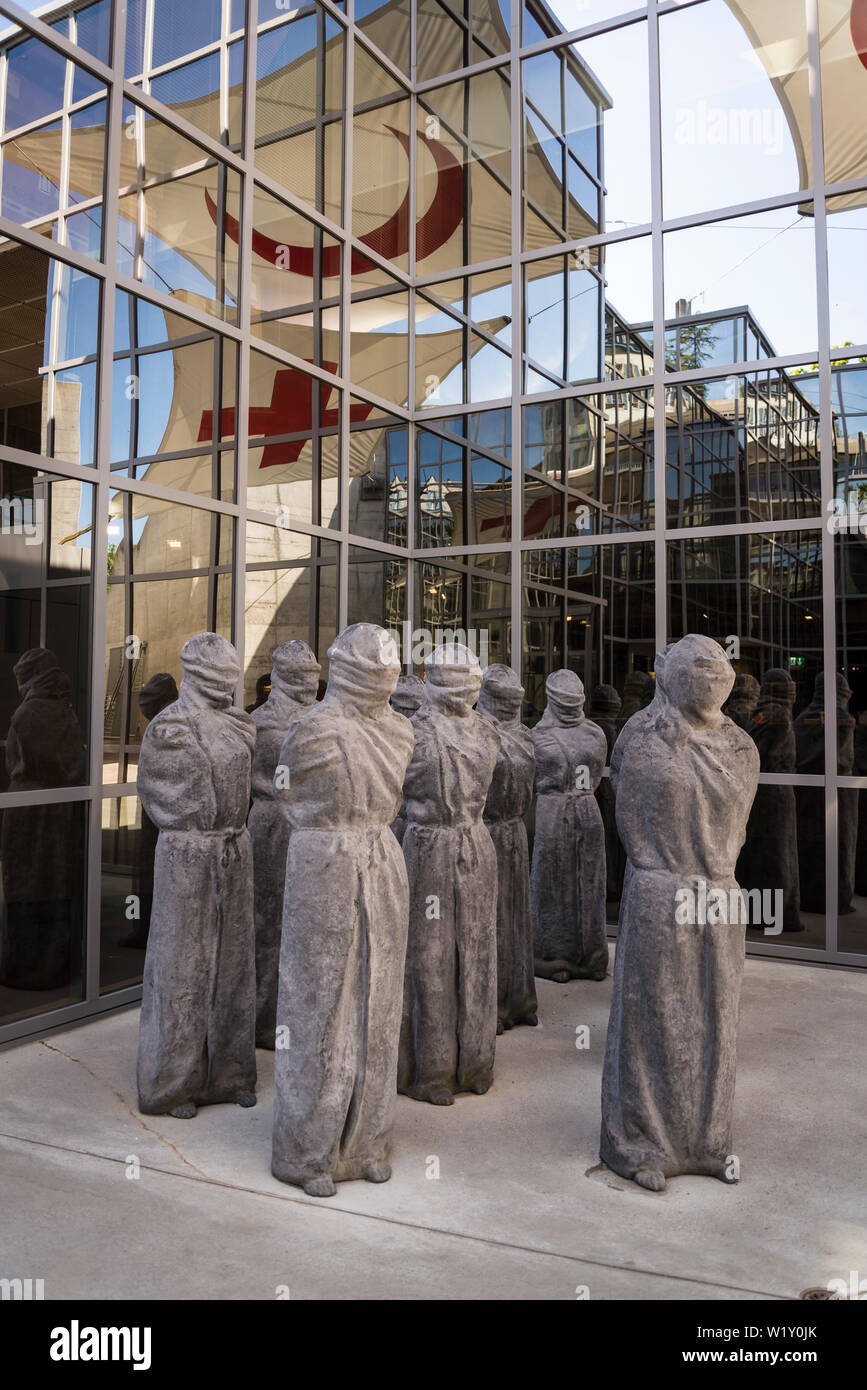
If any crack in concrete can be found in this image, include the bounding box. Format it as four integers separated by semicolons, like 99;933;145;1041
38;1041;209;1180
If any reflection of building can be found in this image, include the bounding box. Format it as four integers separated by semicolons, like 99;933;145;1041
0;0;864;1045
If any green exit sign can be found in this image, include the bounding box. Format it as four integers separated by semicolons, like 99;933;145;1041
789;656;806;667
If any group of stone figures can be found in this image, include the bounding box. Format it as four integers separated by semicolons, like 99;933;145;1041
133;627;764;1196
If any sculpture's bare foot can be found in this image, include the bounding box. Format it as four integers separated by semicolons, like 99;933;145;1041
521;1012;539;1027
467;1074;493;1095
364;1161;392;1184
496;1019;504;1036
551;969;571;984
303;1176;337;1198
591;970;607;982
236;1090;257;1108
426;1084;455;1106
634;1168;666;1192
168;1102;197;1119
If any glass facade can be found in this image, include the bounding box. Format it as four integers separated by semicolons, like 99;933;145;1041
0;0;865;1043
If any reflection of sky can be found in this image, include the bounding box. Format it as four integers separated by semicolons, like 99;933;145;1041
553;0;867;352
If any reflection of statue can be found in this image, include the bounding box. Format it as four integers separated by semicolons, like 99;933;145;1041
0;649;86;990
609;647;674;907
121;673;179;950
389;674;424;846
601;635;759;1192
271;625;413;1195
249;641;320;1050
589;683;622;904
854;713;867;897
531;670;608;982
737;669;803;932
615;670;653;731
724;673;760;730
136;633;257;1117
795;673;857;914
478;664;537;1033
398;644;499;1105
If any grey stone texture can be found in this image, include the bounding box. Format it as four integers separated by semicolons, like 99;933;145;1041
121;673;179;951
601;634;760;1192
271;624;414;1196
136;633;257;1118
248;641;321;1049
398;642;500;1104
477;664;538;1032
530;670;609;982
389;675;424;846
589;683;622;905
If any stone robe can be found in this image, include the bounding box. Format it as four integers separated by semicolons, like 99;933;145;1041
136;694;257;1114
531;715;609;980
398;706;499;1099
272;699;414;1185
601;706;760;1184
249;686;311;1048
481;713;537;1030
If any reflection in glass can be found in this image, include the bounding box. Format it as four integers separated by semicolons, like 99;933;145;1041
244;535;338;705
349;546;408;632
0;793;85;1014
348;416;408;547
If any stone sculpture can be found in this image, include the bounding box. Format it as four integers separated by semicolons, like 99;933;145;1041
136;633;257;1117
249;641;321;1049
477;664;538;1032
601;634;760;1192
530;670;608;982
271;624;414;1195
615;669;654;732
398;643;500;1104
737;668;803;932
795;673;857;914
121;673;179;950
610;645;674;794
389;674;424;846
589;683;622;905
0;649;85;990
724;672;760;730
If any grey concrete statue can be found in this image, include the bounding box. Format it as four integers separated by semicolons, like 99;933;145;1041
249;641;321;1049
610;645;674;794
615;669;653;732
271;624;414;1196
530;670;608;982
477;664;537;1033
398;642;500;1104
121;673;179;951
737;668;803;932
389;674;424;846
136;633;257;1118
600;634;760;1192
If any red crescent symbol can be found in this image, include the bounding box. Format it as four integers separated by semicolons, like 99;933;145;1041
853;0;867;71
205;127;463;276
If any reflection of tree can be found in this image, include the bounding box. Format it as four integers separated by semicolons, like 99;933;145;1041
669;324;720;399
106;542;117;583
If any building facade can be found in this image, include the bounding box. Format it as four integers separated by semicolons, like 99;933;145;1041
1;0;866;1043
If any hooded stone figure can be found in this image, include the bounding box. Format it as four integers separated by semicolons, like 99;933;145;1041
248;641;321;1049
389;674;424;846
724;673;761;730
610;646;674;794
398;642;500;1105
600;634;760;1192
121;673;179;951
530;670;608;982
271;624;414;1196
589;683;622;905
737;669;803;932
477;664;538;1033
795;672;857;914
0;649;86;990
136;633;257;1118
